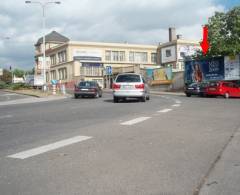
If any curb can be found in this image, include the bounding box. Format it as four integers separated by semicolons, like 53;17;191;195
2;89;42;98
2;89;70;98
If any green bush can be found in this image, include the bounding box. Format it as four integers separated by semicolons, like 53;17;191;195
0;81;7;89
8;83;32;90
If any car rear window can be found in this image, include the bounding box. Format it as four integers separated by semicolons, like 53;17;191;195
79;81;96;87
116;75;141;83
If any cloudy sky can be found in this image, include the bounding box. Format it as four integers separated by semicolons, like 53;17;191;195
0;0;239;70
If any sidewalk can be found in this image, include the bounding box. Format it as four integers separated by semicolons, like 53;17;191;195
103;89;185;96
199;126;240;195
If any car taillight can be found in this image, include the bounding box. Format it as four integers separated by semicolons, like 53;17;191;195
135;84;145;89
113;83;121;90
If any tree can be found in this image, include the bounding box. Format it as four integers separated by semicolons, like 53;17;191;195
25;67;35;75
194;6;240;59
0;69;12;83
13;68;25;77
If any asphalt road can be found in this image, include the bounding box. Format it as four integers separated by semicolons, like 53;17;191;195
0;93;240;195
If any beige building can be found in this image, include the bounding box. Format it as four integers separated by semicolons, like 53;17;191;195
34;29;200;88
34;31;158;88
158;28;200;72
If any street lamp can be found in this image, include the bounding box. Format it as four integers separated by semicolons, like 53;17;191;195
0;37;11;81
25;0;61;91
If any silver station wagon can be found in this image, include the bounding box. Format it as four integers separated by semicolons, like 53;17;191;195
112;73;150;103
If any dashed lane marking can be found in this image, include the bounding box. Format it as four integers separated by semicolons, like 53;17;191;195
157;109;173;113
0;115;13;119
7;135;92;159
121;117;151;125
172;104;180;107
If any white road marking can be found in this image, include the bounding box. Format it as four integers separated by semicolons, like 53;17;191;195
172;104;180;107
157;109;173;113
7;135;92;159
121;117;151;125
0;115;13;119
175;100;182;104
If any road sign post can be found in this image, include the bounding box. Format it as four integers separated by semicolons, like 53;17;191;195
106;66;112;88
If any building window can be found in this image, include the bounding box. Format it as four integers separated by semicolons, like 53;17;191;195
80;66;103;76
105;50;125;61
180;52;185;58
151;53;157;63
119;51;125;61
50;70;56;80
58;50;67;63
166;49;171;57
58;68;67;80
129;52;148;63
112;51;118;61
50;54;56;65
105;50;111;61
129;52;134;62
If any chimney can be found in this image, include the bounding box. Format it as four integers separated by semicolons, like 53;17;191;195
169;27;177;42
177;34;183;39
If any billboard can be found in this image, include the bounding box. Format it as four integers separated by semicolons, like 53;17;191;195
178;45;200;60
185;57;225;84
224;55;240;80
38;57;50;70
142;67;173;85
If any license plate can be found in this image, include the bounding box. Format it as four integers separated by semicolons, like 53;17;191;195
209;88;215;91
188;87;194;90
81;89;89;91
122;85;132;89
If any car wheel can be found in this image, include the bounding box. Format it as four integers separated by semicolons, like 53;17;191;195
95;92;99;98
113;96;118;103
224;92;229;99
141;96;146;102
186;93;191;97
74;94;78;99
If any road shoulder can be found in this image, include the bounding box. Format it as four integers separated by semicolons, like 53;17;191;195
199;126;240;195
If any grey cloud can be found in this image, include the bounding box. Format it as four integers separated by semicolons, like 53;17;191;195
0;0;225;69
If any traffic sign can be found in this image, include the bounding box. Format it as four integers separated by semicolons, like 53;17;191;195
106;66;112;75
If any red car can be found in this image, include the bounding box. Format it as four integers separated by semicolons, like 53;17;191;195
206;81;240;98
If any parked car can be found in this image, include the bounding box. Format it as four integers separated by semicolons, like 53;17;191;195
74;81;102;98
185;82;208;97
112;73;150;103
205;81;240;98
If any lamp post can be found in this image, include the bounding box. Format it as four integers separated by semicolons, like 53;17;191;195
25;0;61;91
0;37;10;81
